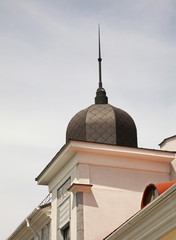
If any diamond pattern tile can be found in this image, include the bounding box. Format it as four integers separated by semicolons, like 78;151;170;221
66;104;137;148
86;104;116;144
66;107;89;142
113;106;137;147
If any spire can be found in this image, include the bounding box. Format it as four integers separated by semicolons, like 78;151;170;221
95;24;108;104
98;24;102;88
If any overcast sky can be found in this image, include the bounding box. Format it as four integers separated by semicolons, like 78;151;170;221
1;0;176;239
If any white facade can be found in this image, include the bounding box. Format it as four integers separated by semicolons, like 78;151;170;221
159;135;176;151
159;136;176;181
7;205;51;240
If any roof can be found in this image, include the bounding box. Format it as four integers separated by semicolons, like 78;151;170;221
7;204;51;240
66;104;138;147
154;181;176;194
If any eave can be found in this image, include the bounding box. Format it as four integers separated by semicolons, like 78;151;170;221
36;140;175;186
7;204;51;240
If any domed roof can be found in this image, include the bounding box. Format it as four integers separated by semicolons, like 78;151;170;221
66;103;137;147
66;27;137;148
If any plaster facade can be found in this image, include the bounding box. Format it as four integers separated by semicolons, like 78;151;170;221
36;140;175;240
159;136;176;181
8;139;176;240
160;135;176;151
105;182;176;240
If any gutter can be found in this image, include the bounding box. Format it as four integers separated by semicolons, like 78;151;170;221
26;218;40;240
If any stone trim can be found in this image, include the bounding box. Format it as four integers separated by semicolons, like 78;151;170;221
76;192;84;240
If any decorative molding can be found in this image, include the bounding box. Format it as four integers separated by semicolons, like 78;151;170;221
36;141;175;185
68;183;93;194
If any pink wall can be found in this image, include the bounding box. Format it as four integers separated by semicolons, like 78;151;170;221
82;165;169;240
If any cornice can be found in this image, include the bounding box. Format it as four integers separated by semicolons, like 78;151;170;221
36;141;175;185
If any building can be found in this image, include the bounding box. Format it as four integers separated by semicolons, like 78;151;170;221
7;32;176;240
7;202;51;240
159;135;176;151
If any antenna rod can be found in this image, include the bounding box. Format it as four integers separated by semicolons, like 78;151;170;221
95;24;108;104
98;24;102;88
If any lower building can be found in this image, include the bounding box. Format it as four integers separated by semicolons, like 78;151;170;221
7;202;51;240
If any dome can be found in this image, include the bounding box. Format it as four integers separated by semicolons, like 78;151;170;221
66;103;138;148
66;29;137;148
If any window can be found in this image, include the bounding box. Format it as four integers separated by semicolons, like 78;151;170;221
57;178;71;240
57;178;71;199
61;224;70;240
58;198;70;229
142;185;159;208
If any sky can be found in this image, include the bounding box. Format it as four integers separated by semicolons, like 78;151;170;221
1;0;176;239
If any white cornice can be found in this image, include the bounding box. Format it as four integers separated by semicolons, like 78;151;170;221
36;141;175;186
70;141;175;162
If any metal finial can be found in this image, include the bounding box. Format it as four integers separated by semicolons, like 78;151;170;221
98;24;102;88
95;25;108;104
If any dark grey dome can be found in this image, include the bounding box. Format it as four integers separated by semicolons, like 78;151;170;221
66;104;138;148
66;30;137;148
